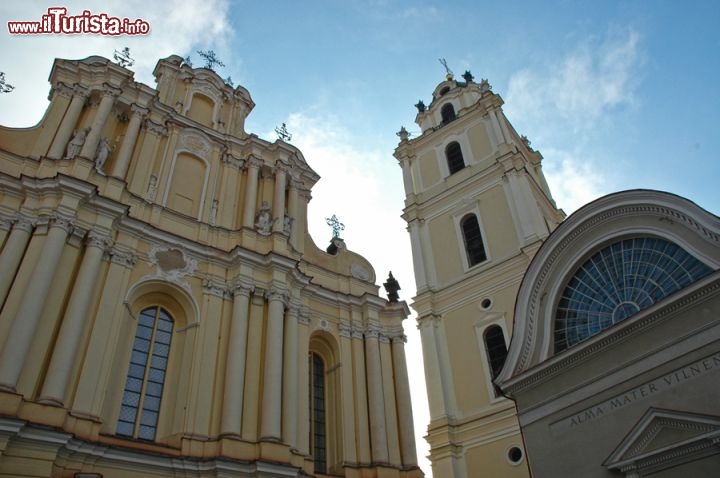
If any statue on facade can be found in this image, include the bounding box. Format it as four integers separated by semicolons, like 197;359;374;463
255;201;273;234
94;137;111;174
283;214;293;235
210;199;218;225
383;271;401;302
64;127;89;159
414;100;426;113
145;174;158;202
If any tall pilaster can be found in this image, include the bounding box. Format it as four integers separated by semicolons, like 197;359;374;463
260;285;288;441
351;327;372;465
392;334;419;466
282;303;299;447
242;156;262;228
272;163;287;233
379;333;402;466
0;214;73;391
296;308;311;455
111;104;148;179
221;282;253;436
39;230;112;405
242;288;266;440
80;85;120;159
365;326;389;464
47;85;89;159
0;214;35;310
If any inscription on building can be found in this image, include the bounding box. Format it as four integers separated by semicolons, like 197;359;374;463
550;352;720;435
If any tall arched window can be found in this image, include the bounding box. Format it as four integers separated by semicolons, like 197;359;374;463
446;141;465;175
461;214;487;266
484;325;508;396
116;306;174;441
309;352;327;474
441;103;456;124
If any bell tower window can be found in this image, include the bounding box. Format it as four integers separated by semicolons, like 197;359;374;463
446;141;465;175
461;214;487;266
484;325;508;396
441;103;456;124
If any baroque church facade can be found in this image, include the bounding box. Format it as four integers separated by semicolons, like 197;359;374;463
0;56;423;478
396;72;720;477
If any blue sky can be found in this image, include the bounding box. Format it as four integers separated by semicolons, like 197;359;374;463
2;1;719;475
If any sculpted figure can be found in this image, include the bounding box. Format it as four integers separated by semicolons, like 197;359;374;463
95;137;111;173
65;127;89;159
255;201;273;234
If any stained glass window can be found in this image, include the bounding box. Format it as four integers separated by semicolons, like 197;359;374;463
117;306;173;440
554;237;712;352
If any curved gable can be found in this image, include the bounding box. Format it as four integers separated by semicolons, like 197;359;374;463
497;190;720;387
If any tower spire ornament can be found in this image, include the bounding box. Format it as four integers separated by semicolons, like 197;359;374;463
275;123;292;141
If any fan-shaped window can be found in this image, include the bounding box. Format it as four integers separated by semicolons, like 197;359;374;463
116;306;174;441
554;237;713;352
461;214;487;266
484;325;508;396
441;103;456;124
446;141;465;175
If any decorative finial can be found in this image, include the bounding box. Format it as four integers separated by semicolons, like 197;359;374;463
397;126;410;141
275;123;292;141
462;70;474;83
383;272;401;302
415;100;426;113
479;78;492;93
113;47;135;68
325;214;345;238
439;58;454;80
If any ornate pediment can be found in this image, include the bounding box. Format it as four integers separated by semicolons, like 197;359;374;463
604;408;720;476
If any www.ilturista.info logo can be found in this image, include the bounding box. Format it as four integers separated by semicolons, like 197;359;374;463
7;7;150;35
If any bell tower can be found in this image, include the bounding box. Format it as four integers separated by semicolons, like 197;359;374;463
395;71;564;477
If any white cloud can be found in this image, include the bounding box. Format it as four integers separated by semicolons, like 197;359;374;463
0;1;232;127
542;148;609;214
507;27;641;127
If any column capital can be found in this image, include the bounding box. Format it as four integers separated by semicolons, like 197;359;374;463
109;247;137;268
73;84;90;98
378;333;391;344
246;155;263;169
49;213;74;233
251;287;267;305
231;279;254;298
222;153;245;170
130;103;149;118
202;278;230;299
391;334;408;344
86;230;113;251
53;82;75;99
12;213;36;233
274;161;290;174
338;323;352;338
298;308;311;326
100;83;122;98
416;313;441;329
267;284;290;304
144;119;167;137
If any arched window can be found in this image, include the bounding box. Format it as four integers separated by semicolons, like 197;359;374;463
309;352;327;474
446;141;465;174
484;325;508;396
554;237;713;352
116;306;174;441
461;214;487;266
441;103;456;124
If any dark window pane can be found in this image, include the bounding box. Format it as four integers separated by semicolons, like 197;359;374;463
446;141;465;174
461;215;487;266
